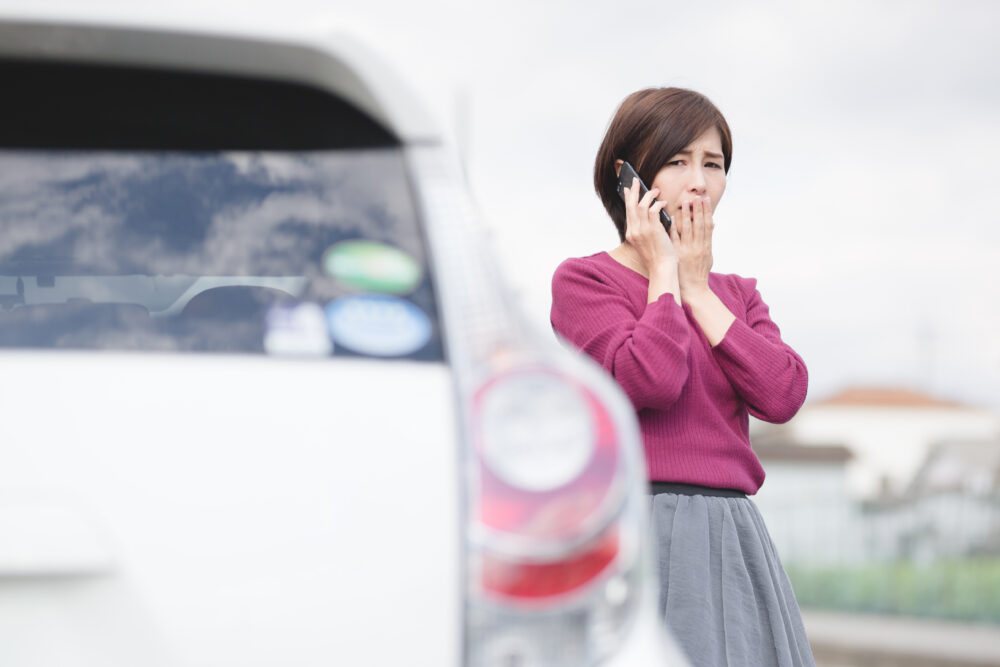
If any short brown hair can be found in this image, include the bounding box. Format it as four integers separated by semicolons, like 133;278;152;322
593;88;733;241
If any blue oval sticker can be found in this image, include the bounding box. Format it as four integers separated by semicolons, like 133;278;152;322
325;295;432;357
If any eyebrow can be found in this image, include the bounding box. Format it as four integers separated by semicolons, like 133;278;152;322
676;149;725;160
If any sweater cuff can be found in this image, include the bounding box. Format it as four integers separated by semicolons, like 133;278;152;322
647;292;688;325
712;316;784;370
651;291;683;312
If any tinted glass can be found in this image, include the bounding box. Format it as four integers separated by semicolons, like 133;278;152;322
0;149;443;360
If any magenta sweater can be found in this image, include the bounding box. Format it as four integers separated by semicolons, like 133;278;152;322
550;252;808;494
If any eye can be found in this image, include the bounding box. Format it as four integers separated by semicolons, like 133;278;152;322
705;161;723;169
666;159;684;166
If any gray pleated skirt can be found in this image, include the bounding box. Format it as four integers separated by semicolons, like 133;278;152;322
650;490;816;667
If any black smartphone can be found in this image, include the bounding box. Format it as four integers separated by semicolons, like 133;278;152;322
616;161;672;234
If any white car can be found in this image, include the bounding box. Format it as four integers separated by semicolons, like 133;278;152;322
0;14;688;667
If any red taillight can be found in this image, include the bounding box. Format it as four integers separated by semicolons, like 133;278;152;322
482;526;619;599
472;368;626;602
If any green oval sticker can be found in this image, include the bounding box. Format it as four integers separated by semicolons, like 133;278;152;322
322;240;422;294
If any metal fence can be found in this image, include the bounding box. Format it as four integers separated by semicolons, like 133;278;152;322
757;490;1000;623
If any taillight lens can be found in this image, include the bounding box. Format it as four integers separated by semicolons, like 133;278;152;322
478;370;600;495
465;363;649;667
481;525;619;599
476;370;622;536
472;368;626;603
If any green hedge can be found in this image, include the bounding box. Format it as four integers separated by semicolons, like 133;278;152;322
786;559;1000;624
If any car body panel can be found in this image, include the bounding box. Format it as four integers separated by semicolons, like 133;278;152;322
0;353;461;666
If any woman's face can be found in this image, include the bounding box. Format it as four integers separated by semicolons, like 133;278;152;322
649;126;727;215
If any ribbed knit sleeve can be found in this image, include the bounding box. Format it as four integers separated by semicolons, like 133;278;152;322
551;257;692;411
711;277;808;423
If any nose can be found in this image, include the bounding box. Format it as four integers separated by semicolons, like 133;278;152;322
688;165;707;195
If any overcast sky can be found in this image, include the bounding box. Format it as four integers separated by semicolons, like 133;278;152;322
6;0;1000;411
343;0;1000;412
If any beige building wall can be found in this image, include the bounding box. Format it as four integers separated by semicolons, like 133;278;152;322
755;388;1000;498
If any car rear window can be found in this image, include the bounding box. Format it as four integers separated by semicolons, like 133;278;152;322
0;59;442;361
0;148;443;360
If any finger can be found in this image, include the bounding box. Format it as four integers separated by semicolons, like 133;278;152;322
703;196;714;251
679;200;693;243
669;204;683;243
623;178;640;240
626;177;640;207
698;196;710;246
637;187;658;229
649;199;668;235
640;188;661;229
665;202;681;243
691;197;705;246
668;208;681;245
638;186;659;210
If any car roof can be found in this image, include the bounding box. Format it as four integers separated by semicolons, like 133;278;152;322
0;11;442;145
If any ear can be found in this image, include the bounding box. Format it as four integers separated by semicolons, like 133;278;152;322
613;159;623;178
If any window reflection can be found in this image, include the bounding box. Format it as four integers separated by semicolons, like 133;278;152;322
0;149;441;359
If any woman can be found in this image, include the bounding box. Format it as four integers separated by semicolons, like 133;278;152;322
550;87;814;666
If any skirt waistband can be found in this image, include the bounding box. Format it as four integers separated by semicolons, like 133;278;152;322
649;481;747;498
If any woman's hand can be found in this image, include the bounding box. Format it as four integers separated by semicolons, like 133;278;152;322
623;178;677;273
623;178;681;305
671;196;714;299
671;195;736;345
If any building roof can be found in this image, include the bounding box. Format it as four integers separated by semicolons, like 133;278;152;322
811;386;967;410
